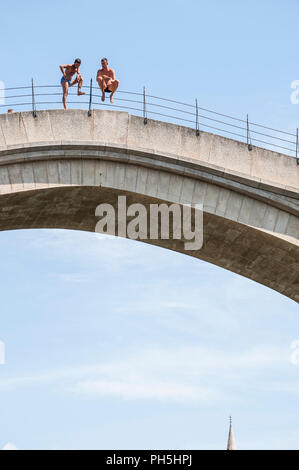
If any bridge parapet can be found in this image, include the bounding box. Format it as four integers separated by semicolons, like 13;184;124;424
0;109;298;193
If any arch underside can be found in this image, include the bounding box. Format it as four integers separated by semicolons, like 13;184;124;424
0;185;298;302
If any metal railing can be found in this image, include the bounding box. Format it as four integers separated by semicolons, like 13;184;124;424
1;80;299;164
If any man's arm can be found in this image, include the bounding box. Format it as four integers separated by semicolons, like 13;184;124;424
96;69;103;81
97;69;115;81
97;70;110;80
60;64;71;77
76;69;83;80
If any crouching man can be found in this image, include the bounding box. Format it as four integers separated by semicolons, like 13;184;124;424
97;58;119;104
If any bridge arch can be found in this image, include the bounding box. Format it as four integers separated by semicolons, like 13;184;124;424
0;109;298;301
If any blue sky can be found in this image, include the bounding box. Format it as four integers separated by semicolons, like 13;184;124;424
0;0;299;450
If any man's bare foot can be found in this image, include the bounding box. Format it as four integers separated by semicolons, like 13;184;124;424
110;94;114;104
101;92;105;102
78;90;85;96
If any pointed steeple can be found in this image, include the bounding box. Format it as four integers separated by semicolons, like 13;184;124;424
227;416;237;450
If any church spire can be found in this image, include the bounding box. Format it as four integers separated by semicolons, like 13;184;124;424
227;416;237;450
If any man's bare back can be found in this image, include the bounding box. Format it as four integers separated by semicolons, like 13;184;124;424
96;58;119;103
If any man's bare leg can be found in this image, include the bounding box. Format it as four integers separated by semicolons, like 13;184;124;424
109;79;119;104
97;77;106;102
62;81;69;110
77;74;85;96
71;76;85;96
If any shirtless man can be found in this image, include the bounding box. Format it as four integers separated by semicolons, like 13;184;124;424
96;58;119;104
60;58;85;110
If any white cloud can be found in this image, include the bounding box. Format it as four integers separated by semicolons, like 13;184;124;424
73;378;211;403
49;273;91;283
0;230;295;409
0;344;292;405
69;345;285;402
2;443;18;450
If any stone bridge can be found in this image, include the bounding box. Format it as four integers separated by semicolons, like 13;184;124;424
0;109;298;301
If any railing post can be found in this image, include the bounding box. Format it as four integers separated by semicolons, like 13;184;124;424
88;78;93;117
31;78;37;118
143;86;147;125
247;114;252;151
296;128;299;165
195;98;200;136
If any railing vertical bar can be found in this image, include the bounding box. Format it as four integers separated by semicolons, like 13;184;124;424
247;114;252;151
143;86;147;125
88;78;93;117
196;98;199;136
31;78;37;118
